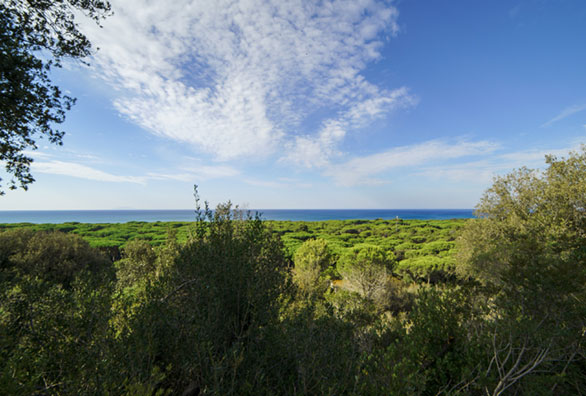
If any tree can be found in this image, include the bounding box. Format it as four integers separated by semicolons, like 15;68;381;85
337;244;394;301
117;201;289;393
115;240;159;289
292;238;334;297
458;146;586;394
458;147;586;296
0;229;116;394
0;0;111;194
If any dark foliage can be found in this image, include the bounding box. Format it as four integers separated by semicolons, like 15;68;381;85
1;151;585;394
0;0;110;193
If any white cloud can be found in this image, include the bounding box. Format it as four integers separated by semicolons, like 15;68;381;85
80;0;403;160
147;164;240;182
417;159;503;185
416;144;584;184
244;177;313;189
498;146;581;165
283;87;416;167
541;104;586;127
243;178;287;189
22;150;53;160
33;161;146;184
32;159;239;185
283;120;347;168
324;140;499;186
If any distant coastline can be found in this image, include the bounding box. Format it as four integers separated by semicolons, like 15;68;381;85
0;209;474;224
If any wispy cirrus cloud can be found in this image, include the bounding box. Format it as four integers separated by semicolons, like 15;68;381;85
541;103;586;127
80;0;403;160
32;159;239;185
22;150;53;160
146;164;240;182
323;140;500;186
283;87;416;168
243;178;287;189
33;161;146;184
497;145;582;164
243;177;313;189
416;144;584;184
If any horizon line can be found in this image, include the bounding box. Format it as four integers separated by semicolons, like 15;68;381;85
0;208;475;212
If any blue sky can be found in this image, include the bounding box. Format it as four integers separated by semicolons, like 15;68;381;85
2;0;585;210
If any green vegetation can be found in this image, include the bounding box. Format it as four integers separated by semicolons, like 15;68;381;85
0;220;193;248
292;238;333;297
0;217;465;282
1;150;585;394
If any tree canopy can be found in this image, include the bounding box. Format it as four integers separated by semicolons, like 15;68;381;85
458;146;586;291
1;172;585;393
0;0;110;194
337;243;394;300
457;147;586;393
292;238;334;296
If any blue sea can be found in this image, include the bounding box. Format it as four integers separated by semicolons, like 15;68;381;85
0;209;474;224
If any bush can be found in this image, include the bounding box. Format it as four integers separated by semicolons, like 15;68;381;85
0;229;112;287
358;287;483;395
118;202;289;393
0;230;115;394
116;239;159;288
251;302;360;395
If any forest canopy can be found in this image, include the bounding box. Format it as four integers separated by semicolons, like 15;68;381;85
0;150;585;394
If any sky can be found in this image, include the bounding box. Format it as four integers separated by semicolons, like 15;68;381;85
2;0;586;210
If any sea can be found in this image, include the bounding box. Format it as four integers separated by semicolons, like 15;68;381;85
0;209;474;224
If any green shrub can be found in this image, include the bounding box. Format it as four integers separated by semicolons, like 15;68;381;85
0;229;112;287
118;203;289;393
0;230;116;394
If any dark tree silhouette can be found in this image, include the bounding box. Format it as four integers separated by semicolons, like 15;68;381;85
0;0;110;194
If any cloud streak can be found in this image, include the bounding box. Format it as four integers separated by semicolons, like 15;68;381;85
541;103;586;127
32;160;239;185
415;144;584;185
283;87;416;168
33;161;146;184
146;164;240;182
81;0;403;160
323;140;500;186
